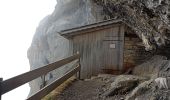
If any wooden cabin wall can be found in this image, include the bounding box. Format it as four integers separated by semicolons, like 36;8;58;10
72;24;124;79
67;25;170;79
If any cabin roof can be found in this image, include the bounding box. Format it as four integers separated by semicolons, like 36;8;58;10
59;19;124;38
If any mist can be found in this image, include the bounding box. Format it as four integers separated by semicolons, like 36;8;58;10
0;0;56;99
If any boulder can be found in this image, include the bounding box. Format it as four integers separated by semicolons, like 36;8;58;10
132;55;167;78
103;75;147;97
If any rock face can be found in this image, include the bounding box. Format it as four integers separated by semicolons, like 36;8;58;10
103;56;170;100
28;0;170;97
133;55;168;78
103;75;147;97
132;55;170;78
27;0;104;96
94;0;170;51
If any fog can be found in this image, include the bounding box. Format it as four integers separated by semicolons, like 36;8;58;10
0;0;56;99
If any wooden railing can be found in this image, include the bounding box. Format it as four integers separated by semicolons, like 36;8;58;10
0;54;81;100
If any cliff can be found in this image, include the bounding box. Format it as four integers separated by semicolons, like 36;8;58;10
27;0;170;97
95;0;170;50
27;0;104;96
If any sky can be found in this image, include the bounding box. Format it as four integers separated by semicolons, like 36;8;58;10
0;0;56;99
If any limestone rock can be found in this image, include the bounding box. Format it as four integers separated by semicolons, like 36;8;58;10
27;0;170;97
126;78;170;100
125;79;155;100
94;0;170;51
158;60;170;77
27;0;104;96
155;77;168;89
103;75;147;97
132;55;167;78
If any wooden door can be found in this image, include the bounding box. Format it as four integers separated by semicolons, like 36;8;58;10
102;26;124;74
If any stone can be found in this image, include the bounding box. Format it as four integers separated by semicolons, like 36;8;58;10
132;55;167;78
94;0;170;51
103;75;147;97
125;79;155;100
155;77;168;89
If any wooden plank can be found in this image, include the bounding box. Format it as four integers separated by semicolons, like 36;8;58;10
27;64;80;100
119;25;125;70
1;54;80;95
101;25;125;73
72;24;125;78
0;78;2;100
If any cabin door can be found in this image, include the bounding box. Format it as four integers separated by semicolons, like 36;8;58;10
102;25;124;74
102;40;124;74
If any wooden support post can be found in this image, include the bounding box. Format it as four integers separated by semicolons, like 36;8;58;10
78;58;81;80
40;75;46;89
76;51;81;79
0;78;3;100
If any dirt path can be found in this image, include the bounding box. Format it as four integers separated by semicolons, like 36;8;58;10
56;75;115;100
55;74;170;100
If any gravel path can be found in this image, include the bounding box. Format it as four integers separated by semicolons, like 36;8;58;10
56;79;104;100
56;75;115;100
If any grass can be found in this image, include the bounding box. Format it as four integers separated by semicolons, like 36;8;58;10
42;76;76;100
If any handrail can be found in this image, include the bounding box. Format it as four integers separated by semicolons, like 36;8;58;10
28;62;80;100
0;53;80;100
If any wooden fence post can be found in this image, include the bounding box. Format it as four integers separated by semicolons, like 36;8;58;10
40;75;46;89
78;58;81;80
76;52;81;79
0;78;3;100
78;62;81;79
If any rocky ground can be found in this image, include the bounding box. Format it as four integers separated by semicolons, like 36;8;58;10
55;55;170;100
56;75;170;100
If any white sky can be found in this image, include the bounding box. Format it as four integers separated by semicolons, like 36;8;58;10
0;0;56;99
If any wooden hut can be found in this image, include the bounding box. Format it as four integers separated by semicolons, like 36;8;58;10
60;19;150;79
